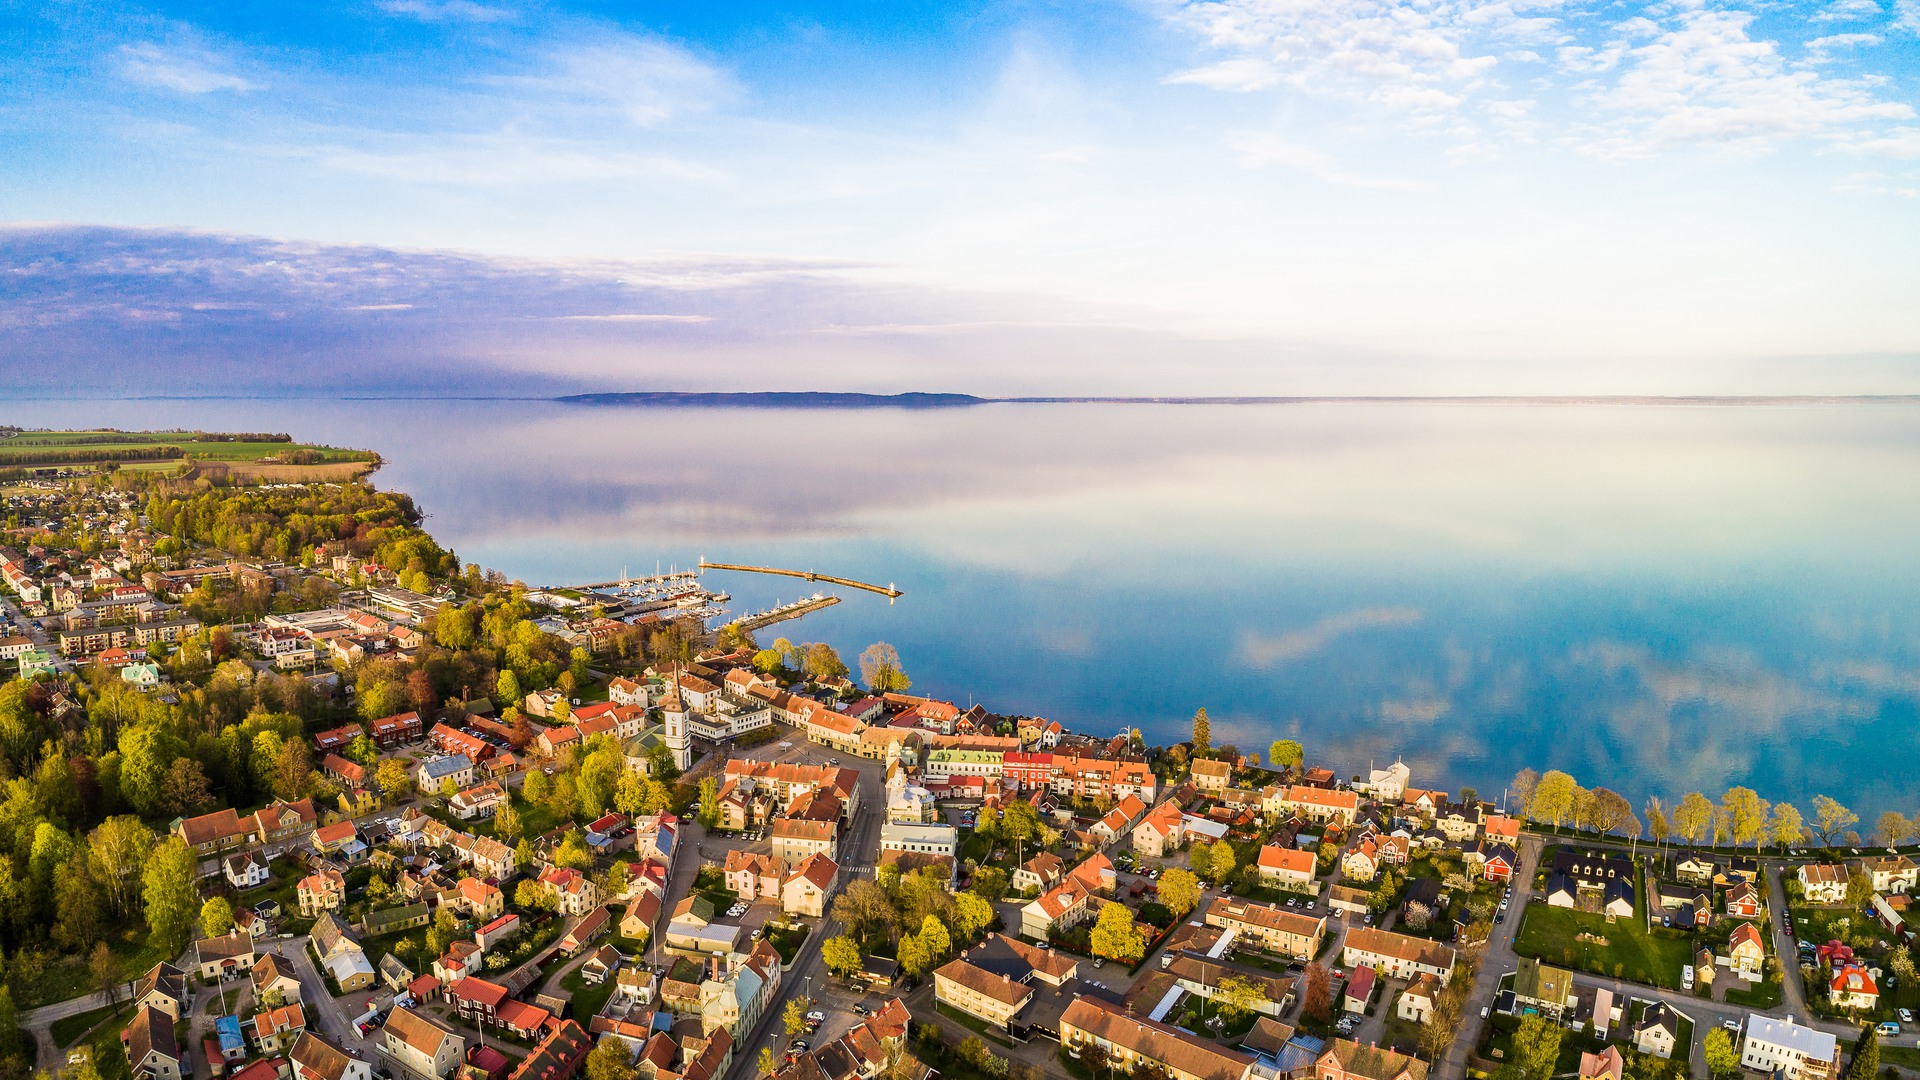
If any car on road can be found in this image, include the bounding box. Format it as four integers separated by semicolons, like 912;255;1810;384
806;1011;825;1023
1877;1022;1901;1038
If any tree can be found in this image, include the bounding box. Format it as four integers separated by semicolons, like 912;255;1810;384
1301;963;1333;1020
1509;768;1540;819
1203;840;1237;885
495;669;522;708
87;815;153;918
91;940;121;1005
918;913;952;963
1000;799;1042;867
1513;1016;1563;1080
1268;739;1303;771
1770;802;1805;850
1674;791;1715;845
586;1035;636;1080
1812;795;1860;847
751;649;783;676
201;896;235;937
494;801;523;847
1722;787;1769;847
822;934;863;977
784;996;813;1038
1878;811;1913;847
970;866;1009;902
160;758;213;815
376;758;412;801
54;850;106;950
697;777;720;829
1703;1028;1741;1077
1529;771;1578;828
1587;788;1635;836
1889;945;1915;985
1158;867;1200;917
954;892;994;940
1191;708;1211;755
757;1047;776;1078
832;880;897;944
1187;841;1212;882
1644;796;1669;847
515;879;556;912
1089;902;1145;963
896;932;931;979
802;642;847;681
1418;981;1469;1062
141;837;199;956
858;643;910;693
426;908;460;958
1844;1026;1879;1080
1847;869;1875;908
1215;975;1265;1022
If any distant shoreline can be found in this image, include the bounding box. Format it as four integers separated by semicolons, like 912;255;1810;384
554;390;1920;409
7;391;1920;408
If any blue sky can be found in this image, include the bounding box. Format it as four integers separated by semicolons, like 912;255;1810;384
2;0;1919;395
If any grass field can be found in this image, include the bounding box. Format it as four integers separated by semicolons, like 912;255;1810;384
16;925;174;1009
560;961;618;1022
0;429;376;471
1514;902;1693;989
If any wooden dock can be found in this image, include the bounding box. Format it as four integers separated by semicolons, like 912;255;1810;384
698;559;902;601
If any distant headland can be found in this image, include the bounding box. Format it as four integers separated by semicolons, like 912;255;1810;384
555;391;1920;409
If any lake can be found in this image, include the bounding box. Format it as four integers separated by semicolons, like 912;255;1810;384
7;396;1919;821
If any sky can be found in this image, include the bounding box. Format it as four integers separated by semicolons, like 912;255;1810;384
2;0;1919;395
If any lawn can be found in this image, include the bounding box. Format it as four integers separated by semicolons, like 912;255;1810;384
1724;977;1784;1009
560;962;618;1021
1171;996;1259;1041
1478;1013;1606;1073
1514;865;1694;990
52;1001;135;1049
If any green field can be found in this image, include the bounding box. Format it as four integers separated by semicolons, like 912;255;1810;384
0;429;374;466
1514;902;1694;989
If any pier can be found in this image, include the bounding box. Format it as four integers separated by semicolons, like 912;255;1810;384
724;594;842;631
698;559;903;602
563;569;699;591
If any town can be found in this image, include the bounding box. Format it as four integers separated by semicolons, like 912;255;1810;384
0;436;1915;1080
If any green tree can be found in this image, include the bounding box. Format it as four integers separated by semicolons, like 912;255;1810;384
494;801;523;847
87;815;153;918
345;734;379;768
586;1034;636;1080
896;932;931;979
1847;869;1875;908
1674;791;1715;844
697;777;720;829
970;866;1009;902
1722;786;1770;847
118;723;183;816
1203;840;1237;885
494;669;522;708
803;642;847;681
784;996;813;1038
555;831;593;870
141;837;199;956
1844;1026;1879;1080
201;896;235;937
1703;1028;1741;1077
1812;795;1860;846
822;935;863;977
376;758;412;801
918;913;952;962
1512;1016;1563;1080
1770;802;1806;850
1214;974;1266;1022
1000;799;1042;866
858;643;910;693
54;850;106;950
425;907;460;957
1191;708;1211;755
1158;867;1200;917
1188;841;1213;882
1530;771;1579;828
1268;739;1303;771
757;1047;776;1078
751;650;783;675
515;879;556;913
1089;902;1145;963
953;892;994;940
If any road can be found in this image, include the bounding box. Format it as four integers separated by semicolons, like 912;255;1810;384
720;741;886;1080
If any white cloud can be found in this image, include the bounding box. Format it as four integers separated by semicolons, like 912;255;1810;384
1810;0;1882;22
1163;57;1280;91
498;34;734;127
375;0;513;21
1235;132;1428;189
1571;7;1913;157
117;41;252;94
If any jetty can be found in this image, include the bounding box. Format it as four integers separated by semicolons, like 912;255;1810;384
698;558;902;602
724;594;842;631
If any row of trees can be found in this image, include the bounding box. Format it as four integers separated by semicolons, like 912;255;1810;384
1511;767;1875;850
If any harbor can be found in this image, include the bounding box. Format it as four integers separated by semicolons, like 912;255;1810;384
540;559;890;634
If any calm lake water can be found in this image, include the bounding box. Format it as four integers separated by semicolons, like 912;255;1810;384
7;397;1920;819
